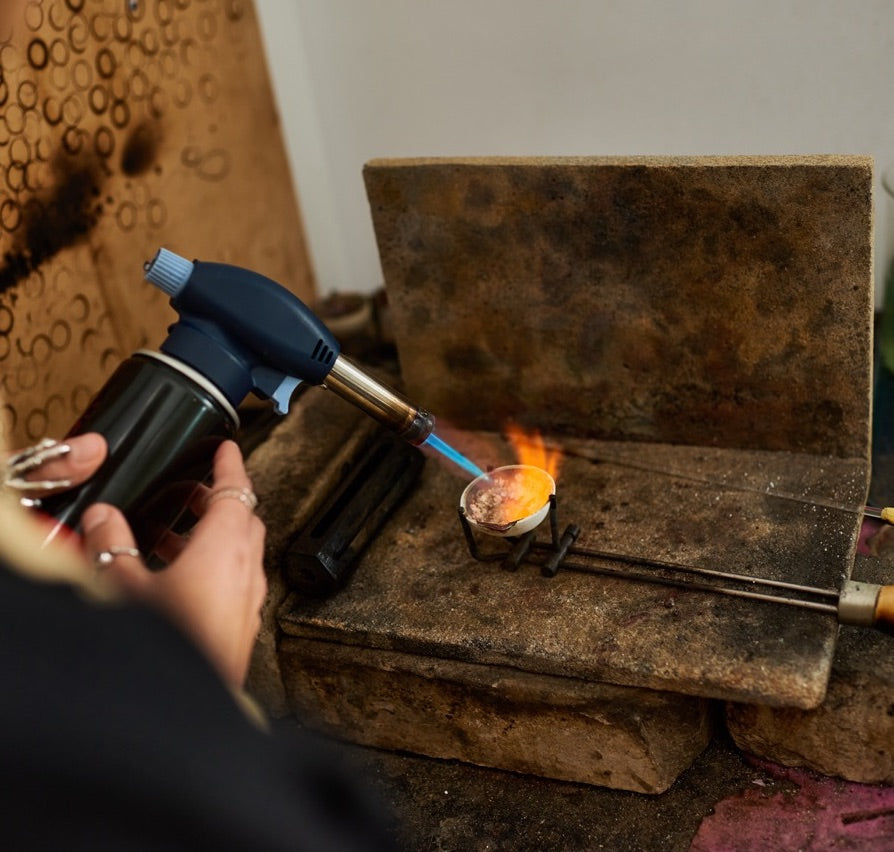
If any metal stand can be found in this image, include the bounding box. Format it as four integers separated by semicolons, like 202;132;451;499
458;494;581;577
459;496;853;620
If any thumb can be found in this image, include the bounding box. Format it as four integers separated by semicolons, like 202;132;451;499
81;503;149;596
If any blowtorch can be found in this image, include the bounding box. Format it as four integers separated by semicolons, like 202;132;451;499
40;248;442;554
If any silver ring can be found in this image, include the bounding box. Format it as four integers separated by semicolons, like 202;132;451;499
93;546;142;568
205;486;258;511
4;438;73;493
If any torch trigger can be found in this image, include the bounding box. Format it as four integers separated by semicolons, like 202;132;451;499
251;367;302;415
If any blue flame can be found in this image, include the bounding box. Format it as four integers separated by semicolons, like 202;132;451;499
422;432;485;479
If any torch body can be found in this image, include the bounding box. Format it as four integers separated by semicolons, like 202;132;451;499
38;249;433;554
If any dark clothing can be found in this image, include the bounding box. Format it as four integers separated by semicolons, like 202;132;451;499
0;564;395;850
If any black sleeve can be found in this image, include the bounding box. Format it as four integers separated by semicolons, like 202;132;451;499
0;564;396;851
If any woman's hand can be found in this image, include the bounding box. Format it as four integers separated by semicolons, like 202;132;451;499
80;440;267;688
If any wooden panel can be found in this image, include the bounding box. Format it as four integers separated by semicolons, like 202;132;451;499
0;0;313;446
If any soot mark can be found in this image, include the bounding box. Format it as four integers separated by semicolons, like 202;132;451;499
0;157;105;295
120;121;162;176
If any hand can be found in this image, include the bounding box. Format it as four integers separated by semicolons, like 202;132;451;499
81;440;267;688
4;433;107;497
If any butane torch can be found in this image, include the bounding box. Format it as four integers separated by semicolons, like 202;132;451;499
40;248;435;554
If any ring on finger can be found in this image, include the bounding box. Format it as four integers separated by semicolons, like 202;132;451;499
4;438;73;494
93;546;142;568
205;486;258;511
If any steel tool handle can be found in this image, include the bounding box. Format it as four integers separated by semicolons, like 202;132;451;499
838;581;894;634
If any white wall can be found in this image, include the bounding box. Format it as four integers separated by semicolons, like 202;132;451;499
255;0;894;305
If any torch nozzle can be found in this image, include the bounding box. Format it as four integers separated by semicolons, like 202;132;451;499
323;355;434;446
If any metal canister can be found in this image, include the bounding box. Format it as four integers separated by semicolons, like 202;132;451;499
39;349;238;556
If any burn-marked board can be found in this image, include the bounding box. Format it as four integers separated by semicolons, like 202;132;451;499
0;0;312;447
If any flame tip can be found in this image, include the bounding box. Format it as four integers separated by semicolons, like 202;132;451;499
503;422;562;481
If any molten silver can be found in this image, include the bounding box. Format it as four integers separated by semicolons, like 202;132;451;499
460;465;556;538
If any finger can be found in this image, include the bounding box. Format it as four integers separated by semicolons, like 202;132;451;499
29;433;107;488
211;440;252;492
81;503;150;596
197;441;256;520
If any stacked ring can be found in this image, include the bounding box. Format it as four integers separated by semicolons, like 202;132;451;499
93;546;142;568
205;486;258;511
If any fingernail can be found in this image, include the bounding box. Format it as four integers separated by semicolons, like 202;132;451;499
69;433;106;461
81;503;111;533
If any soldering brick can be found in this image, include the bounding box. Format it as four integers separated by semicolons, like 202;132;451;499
280;636;713;794
725;556;894;784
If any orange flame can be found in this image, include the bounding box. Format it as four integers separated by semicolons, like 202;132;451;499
504;423;562;480
475;423;561;525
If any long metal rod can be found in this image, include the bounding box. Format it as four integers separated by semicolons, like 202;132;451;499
557;559;840;615
463;495;844;615
550;543;841;600
558;444;874;518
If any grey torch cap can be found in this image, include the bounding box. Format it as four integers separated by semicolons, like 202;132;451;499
144;248;195;297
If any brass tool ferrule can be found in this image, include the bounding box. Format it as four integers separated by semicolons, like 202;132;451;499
324;355;435;446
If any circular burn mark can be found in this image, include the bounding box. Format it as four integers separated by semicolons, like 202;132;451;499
115;201;137;231
71;58;92;90
0;200;22;232
62;125;84;154
1;403;16;435
147;198;166;228
71;385;92;414
96;47;116;78
130;69;149;100
3;104;24;133
24;2;44;31
0;304;14;334
90;12;113;41
68;13;90;53
181;146;230;181
42;96;63;125
50;320;72;351
26;38;48;70
25;407;48;442
110;98;130;129
69;293;90;322
9;137;30;164
88;84;108;114
17;80;38;110
94;126;115;159
17;360;39;392
5;163;26;194
62;93;86;125
47;2;68;31
49;38;70;67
